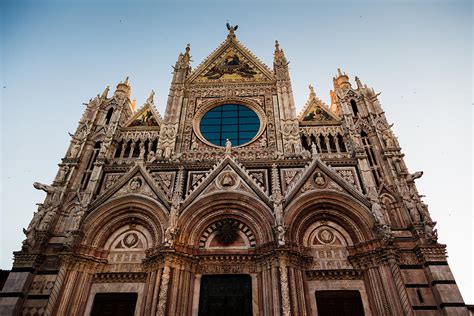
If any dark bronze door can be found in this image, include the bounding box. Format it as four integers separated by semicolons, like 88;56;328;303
91;292;138;316
198;274;252;316
316;290;365;316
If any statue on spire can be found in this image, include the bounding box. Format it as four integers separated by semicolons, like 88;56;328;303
226;22;238;36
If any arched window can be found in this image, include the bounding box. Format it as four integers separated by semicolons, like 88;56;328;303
105;107;114;125
350;99;359;116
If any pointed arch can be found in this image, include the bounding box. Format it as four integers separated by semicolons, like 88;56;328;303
380;193;404;228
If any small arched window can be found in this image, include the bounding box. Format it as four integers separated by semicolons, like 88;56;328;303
350;99;359;116
105;108;114;125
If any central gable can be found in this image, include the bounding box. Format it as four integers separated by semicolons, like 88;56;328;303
187;36;275;84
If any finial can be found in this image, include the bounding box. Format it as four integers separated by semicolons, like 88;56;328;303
124;76;129;85
275;40;280;51
337;68;343;77
131;98;136;111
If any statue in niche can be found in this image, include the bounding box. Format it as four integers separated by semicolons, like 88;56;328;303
147;151;156;163
164;226;179;246
382;128;396;148
221;172;235;187
38;209;55;231
129;177;142;191
275;225;286;246
423;221;438;244
404;196;421;222
314;172;326;187
370;199;386;224
56;165;70;183
70;203;86;231
138;144;145;159
311;142;318;157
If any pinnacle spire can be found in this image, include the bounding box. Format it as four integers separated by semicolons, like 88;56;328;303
100;86;110;99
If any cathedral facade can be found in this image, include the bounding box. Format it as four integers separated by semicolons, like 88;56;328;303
0;26;469;315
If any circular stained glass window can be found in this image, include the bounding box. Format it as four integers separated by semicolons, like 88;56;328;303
200;104;260;147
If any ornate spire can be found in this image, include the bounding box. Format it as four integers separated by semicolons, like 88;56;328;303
172;44;192;83
274;40;287;65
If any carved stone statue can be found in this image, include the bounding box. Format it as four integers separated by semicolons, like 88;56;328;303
382;128;396;148
405;197;421;222
311;142;318;157
225;138;232;154
371;200;386;224
146;90;155;104
407;171;423;182
147;151;156;163
68;140;84;158
70;203;86;231
38;209;55;231
274;203;283;226
375;224;393;244
423;221;438;244
56;165;70;183
138;144;145;159
276;225;286;246
164;226;179;246
314;172;326;187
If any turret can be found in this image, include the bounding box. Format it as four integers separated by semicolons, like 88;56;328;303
333;68;352;90
114;76;131;99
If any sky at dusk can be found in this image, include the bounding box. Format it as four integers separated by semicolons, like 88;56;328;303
1;0;472;302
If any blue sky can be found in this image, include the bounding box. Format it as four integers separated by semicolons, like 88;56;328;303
1;0;472;301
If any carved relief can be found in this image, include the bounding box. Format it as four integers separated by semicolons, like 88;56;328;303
304;221;353;270
334;167;362;192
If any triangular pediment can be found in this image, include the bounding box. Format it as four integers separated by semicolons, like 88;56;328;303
283;158;370;209
123;103;161;129
181;156;271;210
90;164;170;211
187;36;275;84
299;95;340;124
